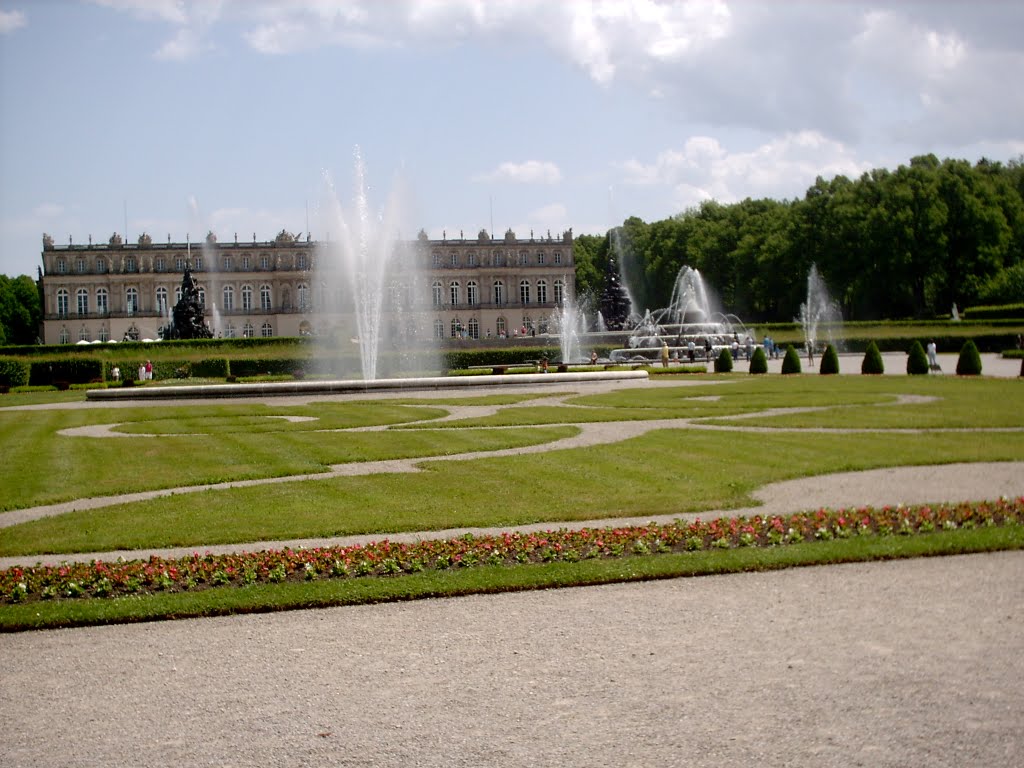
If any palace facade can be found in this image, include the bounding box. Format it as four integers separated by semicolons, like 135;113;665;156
37;228;575;345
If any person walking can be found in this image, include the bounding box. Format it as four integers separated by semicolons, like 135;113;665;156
926;340;939;371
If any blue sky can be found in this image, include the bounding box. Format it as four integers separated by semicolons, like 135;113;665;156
1;0;1022;278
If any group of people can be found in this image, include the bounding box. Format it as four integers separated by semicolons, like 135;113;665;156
110;360;152;382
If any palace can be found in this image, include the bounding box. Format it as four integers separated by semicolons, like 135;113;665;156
37;228;575;345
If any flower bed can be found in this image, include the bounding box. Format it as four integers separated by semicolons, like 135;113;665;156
3;498;1022;605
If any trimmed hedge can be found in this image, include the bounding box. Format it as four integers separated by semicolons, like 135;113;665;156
906;341;929;375
748;346;767;374
861;341;884;374
819;344;840;375
956;340;983;376
781;345;802;374
714;348;733;373
0;357;30;388
962;303;1024;320
28;358;104;386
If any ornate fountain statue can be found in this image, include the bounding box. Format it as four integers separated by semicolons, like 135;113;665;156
165;266;213;340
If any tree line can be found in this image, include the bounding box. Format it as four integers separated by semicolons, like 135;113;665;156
574;154;1024;322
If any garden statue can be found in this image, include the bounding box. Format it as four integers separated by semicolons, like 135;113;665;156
165;266;213;340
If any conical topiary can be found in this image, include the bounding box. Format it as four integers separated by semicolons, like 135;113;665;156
781;344;802;374
861;341;884;374
819;344;840;375
749;346;768;374
955;339;982;376
714;347;733;373
906;341;929;375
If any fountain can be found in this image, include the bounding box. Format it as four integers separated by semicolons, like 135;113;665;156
316;149;439;380
608;266;752;364
555;289;586;364
165;266;213;340
797;264;842;360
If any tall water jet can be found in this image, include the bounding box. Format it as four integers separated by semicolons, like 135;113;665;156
557;287;585;363
798;264;843;358
316;149;438;380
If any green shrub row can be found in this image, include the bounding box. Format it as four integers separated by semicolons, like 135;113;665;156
0;357;30;388
962;303;1024;320
27;358;104;386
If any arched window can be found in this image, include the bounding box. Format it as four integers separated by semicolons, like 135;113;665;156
261;322;273;337
259;284;272;310
433;319;444;339
98;325;109;342
450;318;462;338
78;325;89;342
125;287;139;315
493;280;504;305
297;283;310;311
59;325;69;343
156;287;168;314
496;317;506;337
432;280;443;306
243;321;254;338
57;288;69;317
449;281;460;306
242;284;253;311
467;318;479;339
222;285;234;311
467;280;478;306
536;279;547;304
281;286;291;309
96;288;108;315
519;280;530;305
224;323;236;338
76;288;89;315
554;279;565;305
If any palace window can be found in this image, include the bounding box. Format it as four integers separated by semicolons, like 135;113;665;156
125;256;137;273
519;280;530;305
554;279;565;305
223;256;233;271
297;253;307;270
98;325;109;342
242;285;253;311
156;287;168;314
467;318;479;339
96;288;108;315
198;287;206;307
224;323;236;338
260;254;271;270
467;252;476;267
59;326;69;344
193;256;203;271
297;283;310;311
97;257;107;273
537;279;547;304
493;280;504;305
242;256;251;271
450;318;462;338
78;326;89;342
554;251;562;265
57;289;69;317
432;252;441;267
260;284;272;310
222;285;234;311
261;322;273;338
433;319;444;339
449;281;460;306
76;257;86;273
432;280;443;306
175;257;185;271
243;322;254;338
155;257;165;272
537;252;546;265
466;280;478;306
450;252;458;267
76;288;89;315
496;317;506;337
57;259;67;274
125;287;139;315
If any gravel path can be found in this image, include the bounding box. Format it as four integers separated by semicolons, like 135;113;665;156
2;552;1022;767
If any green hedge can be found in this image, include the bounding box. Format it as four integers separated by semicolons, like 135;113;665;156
28;358;104;386
0;357;30;388
962;303;1024;320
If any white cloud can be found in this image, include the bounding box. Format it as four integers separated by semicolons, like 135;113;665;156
477;161;562;185
620;131;870;209
0;9;26;34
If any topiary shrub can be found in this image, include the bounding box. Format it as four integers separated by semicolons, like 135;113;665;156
781;344;802;374
861;341;884;374
819;344;840;375
748;346;767;374
956;339;983;376
714;348;733;373
906;341;929;375
0;357;30;388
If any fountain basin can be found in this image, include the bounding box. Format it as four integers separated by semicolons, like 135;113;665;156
85;370;649;400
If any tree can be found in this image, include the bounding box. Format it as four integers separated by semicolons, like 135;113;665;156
819;344;840;375
749;346;768;374
861;341;885;374
0;274;42;345
781;344;802;374
906;341;930;375
955;340;982;376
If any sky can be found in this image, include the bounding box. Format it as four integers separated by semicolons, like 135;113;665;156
1;0;1022;278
